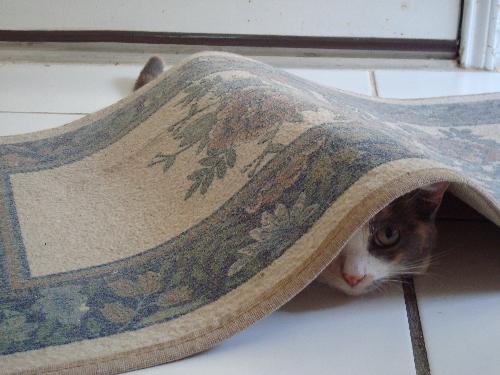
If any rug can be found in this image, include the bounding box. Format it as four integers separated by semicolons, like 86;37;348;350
1;52;499;374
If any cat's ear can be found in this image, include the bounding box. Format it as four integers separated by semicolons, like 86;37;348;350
416;182;449;218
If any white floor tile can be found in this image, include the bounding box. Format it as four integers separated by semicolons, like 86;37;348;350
0;62;143;113
0;112;84;136
0;62;372;115
286;69;372;95
415;221;500;375
129;283;414;375
374;70;500;98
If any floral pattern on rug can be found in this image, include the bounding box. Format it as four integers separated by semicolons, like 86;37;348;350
148;73;318;199
0;121;418;354
0;53;498;357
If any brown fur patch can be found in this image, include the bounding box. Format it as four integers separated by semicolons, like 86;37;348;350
367;186;445;265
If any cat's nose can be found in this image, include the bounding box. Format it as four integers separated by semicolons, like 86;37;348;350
342;272;366;287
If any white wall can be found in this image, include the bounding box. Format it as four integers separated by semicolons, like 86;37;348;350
0;0;461;40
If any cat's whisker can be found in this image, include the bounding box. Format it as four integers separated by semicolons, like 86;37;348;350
394;266;428;275
426;250;453;264
396;264;424;271
373;282;390;296
318;182;449;296
414;270;447;285
381;276;411;285
403;248;456;275
384;280;405;287
402;270;428;276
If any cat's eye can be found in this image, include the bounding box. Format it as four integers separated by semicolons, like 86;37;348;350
374;226;400;247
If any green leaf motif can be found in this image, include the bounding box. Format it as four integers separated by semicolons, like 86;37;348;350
199;156;216;166
187;169;205;181
35;320;55;341
185;168;206;199
225;147;237;168
216;159;227;179
266;142;285;154
200;168;215;195
185;164;218;199
148;153;176;172
33;285;89;326
176;113;215;148
0;310;36;351
183;145;240;199
162;155;176;172
227;192;319;277
196;136;210;154
44;325;74;346
84;317;102;337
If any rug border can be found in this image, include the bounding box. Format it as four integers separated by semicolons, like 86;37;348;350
3;157;498;375
3;51;500;374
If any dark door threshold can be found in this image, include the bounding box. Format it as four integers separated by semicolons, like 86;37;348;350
0;30;458;56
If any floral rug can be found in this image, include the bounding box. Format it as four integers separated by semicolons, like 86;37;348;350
1;52;499;374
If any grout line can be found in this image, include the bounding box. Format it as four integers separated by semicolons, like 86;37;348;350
368;70;379;97
0;110;88;116
402;277;431;375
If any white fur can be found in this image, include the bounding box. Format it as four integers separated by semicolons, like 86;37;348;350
318;182;446;296
318;224;393;295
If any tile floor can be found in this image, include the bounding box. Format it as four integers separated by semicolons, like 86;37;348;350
1;53;499;375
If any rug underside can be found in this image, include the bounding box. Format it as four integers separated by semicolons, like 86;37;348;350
0;52;498;375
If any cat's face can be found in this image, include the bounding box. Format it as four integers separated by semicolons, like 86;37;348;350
318;182;449;295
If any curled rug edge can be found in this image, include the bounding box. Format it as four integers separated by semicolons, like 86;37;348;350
1;52;499;375
4;162;498;375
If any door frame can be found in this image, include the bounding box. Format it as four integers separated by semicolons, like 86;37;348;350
460;0;500;70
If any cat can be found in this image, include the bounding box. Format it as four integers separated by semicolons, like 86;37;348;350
133;57;449;296
318;182;449;295
134;56;165;91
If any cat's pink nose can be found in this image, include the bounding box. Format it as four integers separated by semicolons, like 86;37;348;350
342;272;365;287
